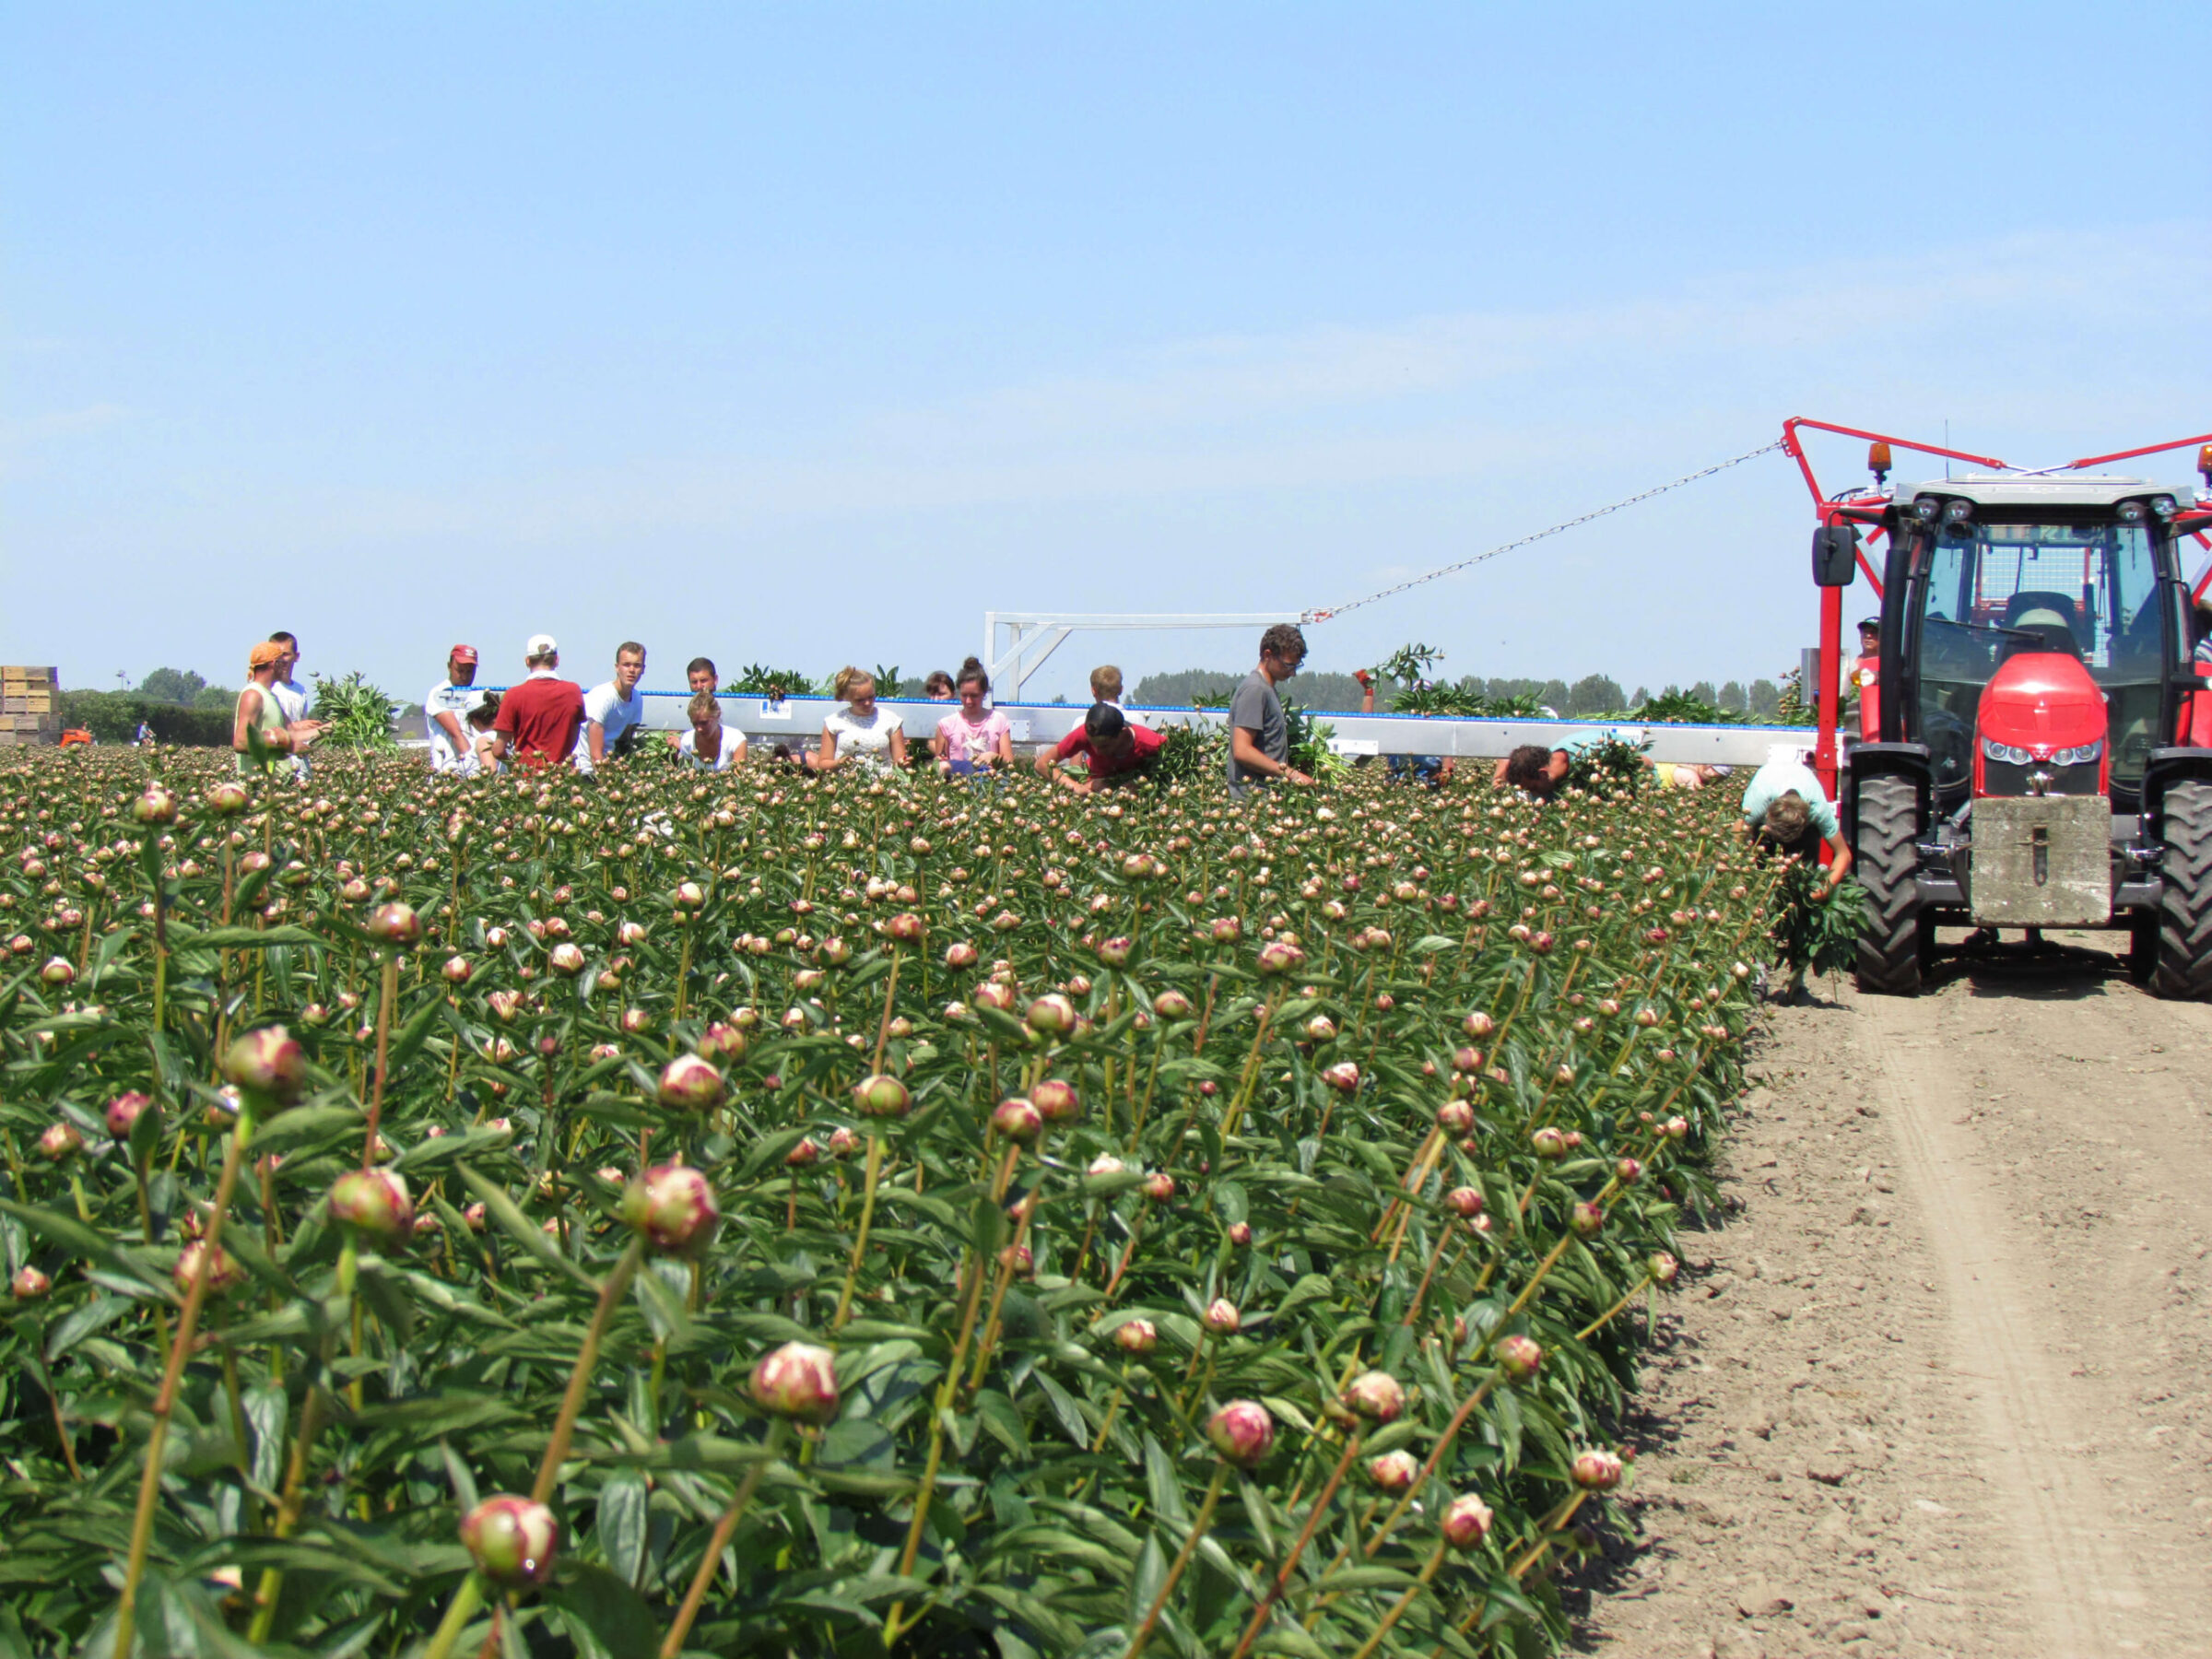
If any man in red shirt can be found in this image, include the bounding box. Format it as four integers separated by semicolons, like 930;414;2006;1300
1038;701;1163;794
490;633;586;770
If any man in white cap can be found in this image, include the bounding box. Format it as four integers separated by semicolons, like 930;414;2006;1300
489;634;585;771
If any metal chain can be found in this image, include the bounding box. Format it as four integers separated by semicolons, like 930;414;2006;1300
1301;439;1788;623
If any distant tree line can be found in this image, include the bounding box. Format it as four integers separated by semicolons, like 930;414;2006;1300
1131;668;1781;718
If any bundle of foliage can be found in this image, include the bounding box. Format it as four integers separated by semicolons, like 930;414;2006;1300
1563;734;1654;797
0;747;1779;1658
726;665;830;700
308;672;399;751
1766;860;1866;977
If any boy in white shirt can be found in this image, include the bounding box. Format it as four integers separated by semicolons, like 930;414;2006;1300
425;644;484;774
575;641;648;772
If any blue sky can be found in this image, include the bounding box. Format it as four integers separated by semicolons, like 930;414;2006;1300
6;3;2209;705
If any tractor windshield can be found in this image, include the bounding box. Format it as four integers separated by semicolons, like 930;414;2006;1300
1912;520;2166;793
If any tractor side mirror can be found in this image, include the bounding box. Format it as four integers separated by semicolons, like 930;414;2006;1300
1812;524;1858;587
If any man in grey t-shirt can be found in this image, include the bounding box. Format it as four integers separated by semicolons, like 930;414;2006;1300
1226;622;1314;794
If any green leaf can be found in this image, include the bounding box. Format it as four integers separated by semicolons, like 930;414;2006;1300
594;1470;649;1586
1126;1532;1166;1628
455;1163;597;1290
0;1199;171;1298
547;1562;658;1659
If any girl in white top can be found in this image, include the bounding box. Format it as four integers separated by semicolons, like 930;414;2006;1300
675;690;747;771
811;667;908;775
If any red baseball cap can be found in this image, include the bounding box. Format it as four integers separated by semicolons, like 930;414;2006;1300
450;644;479;664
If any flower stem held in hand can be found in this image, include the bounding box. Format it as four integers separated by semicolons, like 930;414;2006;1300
1120;1462;1230;1659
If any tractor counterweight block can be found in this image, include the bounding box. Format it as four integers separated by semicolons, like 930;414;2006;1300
1970;796;2112;927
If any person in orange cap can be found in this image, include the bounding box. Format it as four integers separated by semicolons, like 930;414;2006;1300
232;641;321;775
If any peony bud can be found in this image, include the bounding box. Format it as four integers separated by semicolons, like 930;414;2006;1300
1201;1299;1241;1335
1571;1449;1625;1491
461;1496;559;1590
1570;1201;1604;1238
1495;1334;1544;1382
656;1053;727;1112
174;1239;247;1297
827;1126;860;1158
1113;1317;1158;1355
11;1265;52;1301
1142;1171;1176;1204
750;1339;840;1423
547;942;587;976
1665;1115;1688;1141
1368;1449;1419;1492
1025;994;1077;1037
1303;1014;1337;1043
327;1169;414;1248
132;785;179;826
990;1097;1042;1144
1435;1100;1475;1136
105;1091;156;1140
205;781;251;817
1096;936;1132;966
696;1022;747;1063
1441;1492;1495;1550
222;1026;304;1109
1530;1126;1567;1159
885;912;924;944
1649;1251;1679;1286
1153;989;1193;1019
1616;1157;1642;1185
1320;1062;1360;1094
620;1163;721;1253
1343;1370;1406;1424
38;1121;83;1162
1255;939;1305;975
1445;1185;1484;1218
40;957;74;986
785;1136;820;1168
1206;1399;1275;1467
1030;1078;1080;1124
944;940;980;970
852;1074;912;1119
366;902;421;947
1226;1220;1253;1246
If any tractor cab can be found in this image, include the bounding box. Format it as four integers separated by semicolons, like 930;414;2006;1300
1784;419;2212;996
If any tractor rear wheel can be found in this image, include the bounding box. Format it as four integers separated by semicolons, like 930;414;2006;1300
2151;779;2212;999
1854;774;1922;995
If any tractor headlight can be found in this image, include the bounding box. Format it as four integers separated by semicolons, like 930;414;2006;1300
1912;496;1942;522
1982;737;2033;766
2117;499;2147;524
2049;739;2104;767
1942;499;1974;525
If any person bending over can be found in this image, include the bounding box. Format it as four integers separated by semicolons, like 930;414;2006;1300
1040;700;1163;794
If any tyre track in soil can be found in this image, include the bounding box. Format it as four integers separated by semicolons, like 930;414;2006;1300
1574;940;2212;1658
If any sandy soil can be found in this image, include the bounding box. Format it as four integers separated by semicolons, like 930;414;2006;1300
1574;935;2212;1658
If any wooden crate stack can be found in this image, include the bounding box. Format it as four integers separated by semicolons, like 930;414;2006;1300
1;666;61;747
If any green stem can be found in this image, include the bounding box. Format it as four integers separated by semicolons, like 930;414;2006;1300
830;1134;884;1332
1121;1463;1230;1659
659;1420;790;1657
421;1571;487;1659
530;1237;645;1504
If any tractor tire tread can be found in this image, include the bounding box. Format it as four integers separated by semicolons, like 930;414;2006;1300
1855;774;1922;996
2153;780;2212;999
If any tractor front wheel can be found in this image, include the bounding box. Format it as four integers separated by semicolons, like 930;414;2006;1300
2151;779;2212;999
1854;774;1923;995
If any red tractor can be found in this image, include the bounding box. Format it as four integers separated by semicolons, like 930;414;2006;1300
1784;418;2212;995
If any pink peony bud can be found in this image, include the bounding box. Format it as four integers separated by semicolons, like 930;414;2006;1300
1206;1398;1275;1467
1321;1062;1361;1094
132;785;179;826
1495;1334;1544;1382
750;1339;840;1423
852;1073;912;1119
1153;989;1193;1019
621;1163;721;1253
222;1027;304;1109
1210;917;1241;944
1201;1299;1241;1335
886;912;924;943
1113;1318;1158;1355
1142;1171;1176;1204
1571;1448;1624;1490
944;940;979;969
174;1239;248;1297
1445;1185;1484;1218
1463;1010;1496;1038
1255;939;1305;975
367;902;421;947
990;1097;1042;1144
1343;1370;1406;1423
1570;1201;1604;1238
40;957;75;986
105;1091;156;1139
1026;994;1077;1037
461;1496;559;1590
785;1136;820;1168
38;1122;83;1162
1226;1220;1253;1246
1441;1492;1495;1550
11;1265;52;1300
1303;1014;1337;1042
1009;1075;1073;1124
1649;1251;1679;1286
1368;1449;1419;1492
442;956;473;984
827;1125;860;1158
656;1053;727;1112
204;781;251;817
1665;1115;1688;1141
673;881;706;910
327;1169;414;1248
1616;1157;1642;1185
547;942;586;976
1530;1126;1567;1159
1096;936;1132;966
1435;1100;1475;1136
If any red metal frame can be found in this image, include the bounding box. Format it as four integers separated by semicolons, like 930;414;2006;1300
1781;418;2212;799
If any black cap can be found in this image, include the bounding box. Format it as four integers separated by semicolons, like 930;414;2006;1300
1085;701;1127;739
1857;617;1879;632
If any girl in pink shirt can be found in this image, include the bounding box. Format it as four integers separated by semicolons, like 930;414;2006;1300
932;659;1014;774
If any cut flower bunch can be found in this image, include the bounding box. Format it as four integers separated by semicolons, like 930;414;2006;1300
0;748;1774;1657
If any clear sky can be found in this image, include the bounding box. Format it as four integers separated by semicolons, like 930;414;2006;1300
6;3;2208;706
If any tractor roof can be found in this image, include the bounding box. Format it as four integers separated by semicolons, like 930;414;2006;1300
1905;473;2199;509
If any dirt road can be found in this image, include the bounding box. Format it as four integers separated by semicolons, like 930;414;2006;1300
1579;938;2212;1658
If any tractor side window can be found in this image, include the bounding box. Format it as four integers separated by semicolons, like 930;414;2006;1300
2100;526;2163;787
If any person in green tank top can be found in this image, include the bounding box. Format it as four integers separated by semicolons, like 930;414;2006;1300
233;641;314;776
